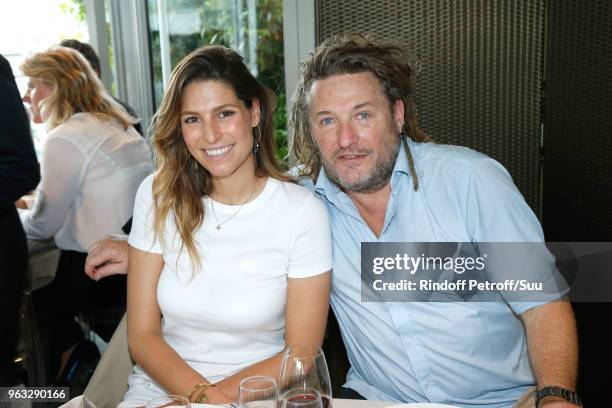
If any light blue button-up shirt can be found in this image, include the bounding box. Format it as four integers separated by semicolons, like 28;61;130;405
308;139;548;407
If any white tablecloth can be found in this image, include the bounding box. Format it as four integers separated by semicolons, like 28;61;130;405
60;395;460;408
191;401;392;408
197;401;448;408
27;238;60;290
326;400;394;408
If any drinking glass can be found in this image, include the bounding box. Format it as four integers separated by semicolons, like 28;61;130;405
145;394;190;408
280;387;324;408
238;375;278;408
279;345;332;408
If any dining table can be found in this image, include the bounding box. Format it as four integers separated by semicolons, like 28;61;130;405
59;395;460;408
194;401;394;408
195;401;459;408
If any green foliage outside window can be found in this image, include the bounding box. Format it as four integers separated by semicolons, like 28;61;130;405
60;0;86;23
63;0;288;166
149;0;288;166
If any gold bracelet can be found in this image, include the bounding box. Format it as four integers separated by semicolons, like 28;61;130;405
194;383;218;403
187;383;207;402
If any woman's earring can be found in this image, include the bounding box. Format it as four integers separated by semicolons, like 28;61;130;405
253;126;262;154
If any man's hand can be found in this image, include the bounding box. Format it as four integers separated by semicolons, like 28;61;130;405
15;198;27;209
540;397;581;407
85;237;129;281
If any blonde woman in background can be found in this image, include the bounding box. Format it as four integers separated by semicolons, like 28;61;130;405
19;47;152;389
119;45;331;406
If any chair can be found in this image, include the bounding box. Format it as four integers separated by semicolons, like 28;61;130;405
83;314;134;408
17;290;46;386
28;239;61;291
322;309;350;397
18;239;61;386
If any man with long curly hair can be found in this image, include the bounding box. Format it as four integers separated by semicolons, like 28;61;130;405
288;34;580;408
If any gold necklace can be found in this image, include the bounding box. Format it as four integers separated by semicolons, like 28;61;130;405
209;181;260;231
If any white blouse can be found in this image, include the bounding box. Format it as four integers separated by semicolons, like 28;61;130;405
20;112;152;252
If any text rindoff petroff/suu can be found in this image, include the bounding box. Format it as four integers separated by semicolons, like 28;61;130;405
371;279;543;292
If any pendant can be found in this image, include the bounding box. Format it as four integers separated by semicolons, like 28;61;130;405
216;225;221;230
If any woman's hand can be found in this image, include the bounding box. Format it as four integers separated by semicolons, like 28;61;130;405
192;386;234;404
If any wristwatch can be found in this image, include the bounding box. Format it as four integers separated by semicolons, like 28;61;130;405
536;386;582;407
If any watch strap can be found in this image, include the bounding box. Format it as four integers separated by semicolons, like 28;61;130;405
536;385;582;407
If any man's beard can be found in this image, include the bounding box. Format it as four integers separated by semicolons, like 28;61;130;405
322;136;400;194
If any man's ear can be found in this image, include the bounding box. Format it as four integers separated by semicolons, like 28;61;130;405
393;99;405;134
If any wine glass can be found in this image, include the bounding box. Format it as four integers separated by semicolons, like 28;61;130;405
279;345;332;408
280;387;324;408
145;394;190;408
238;375;278;407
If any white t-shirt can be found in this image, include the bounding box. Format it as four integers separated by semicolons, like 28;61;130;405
19;112;152;252
122;174;332;405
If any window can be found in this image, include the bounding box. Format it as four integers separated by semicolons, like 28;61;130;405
0;0;89;154
147;0;287;160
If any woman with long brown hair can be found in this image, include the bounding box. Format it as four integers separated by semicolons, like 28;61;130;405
120;45;331;406
20;46;152;386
